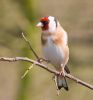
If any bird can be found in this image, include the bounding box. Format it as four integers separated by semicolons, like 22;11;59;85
36;16;70;91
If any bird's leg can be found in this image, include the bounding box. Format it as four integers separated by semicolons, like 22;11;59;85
60;64;65;77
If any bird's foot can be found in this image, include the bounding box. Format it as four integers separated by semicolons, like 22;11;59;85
59;67;65;77
59;71;65;77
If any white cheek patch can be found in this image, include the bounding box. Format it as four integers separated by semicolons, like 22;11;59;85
49;20;56;33
48;16;56;33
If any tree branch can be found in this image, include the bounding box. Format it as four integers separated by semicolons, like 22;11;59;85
0;57;93;90
0;32;93;92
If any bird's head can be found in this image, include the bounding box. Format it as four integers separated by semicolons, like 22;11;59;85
36;16;58;33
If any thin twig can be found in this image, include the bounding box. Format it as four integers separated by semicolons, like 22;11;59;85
22;32;39;59
0;57;93;90
21;63;34;79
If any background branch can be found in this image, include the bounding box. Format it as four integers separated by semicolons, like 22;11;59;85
0;57;93;90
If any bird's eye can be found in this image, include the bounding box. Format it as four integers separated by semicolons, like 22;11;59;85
42;21;49;25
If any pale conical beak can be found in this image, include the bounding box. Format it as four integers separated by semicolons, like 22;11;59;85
36;22;43;27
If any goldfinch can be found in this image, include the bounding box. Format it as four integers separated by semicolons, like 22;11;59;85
36;16;69;91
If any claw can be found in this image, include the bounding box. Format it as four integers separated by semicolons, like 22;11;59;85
60;66;65;77
59;71;65;77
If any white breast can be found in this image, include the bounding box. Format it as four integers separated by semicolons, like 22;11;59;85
42;37;64;68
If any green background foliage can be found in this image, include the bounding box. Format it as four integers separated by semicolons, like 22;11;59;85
0;0;93;100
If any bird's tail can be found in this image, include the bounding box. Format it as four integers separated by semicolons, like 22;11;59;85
57;75;69;91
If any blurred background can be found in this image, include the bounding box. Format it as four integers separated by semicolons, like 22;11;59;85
0;0;93;100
